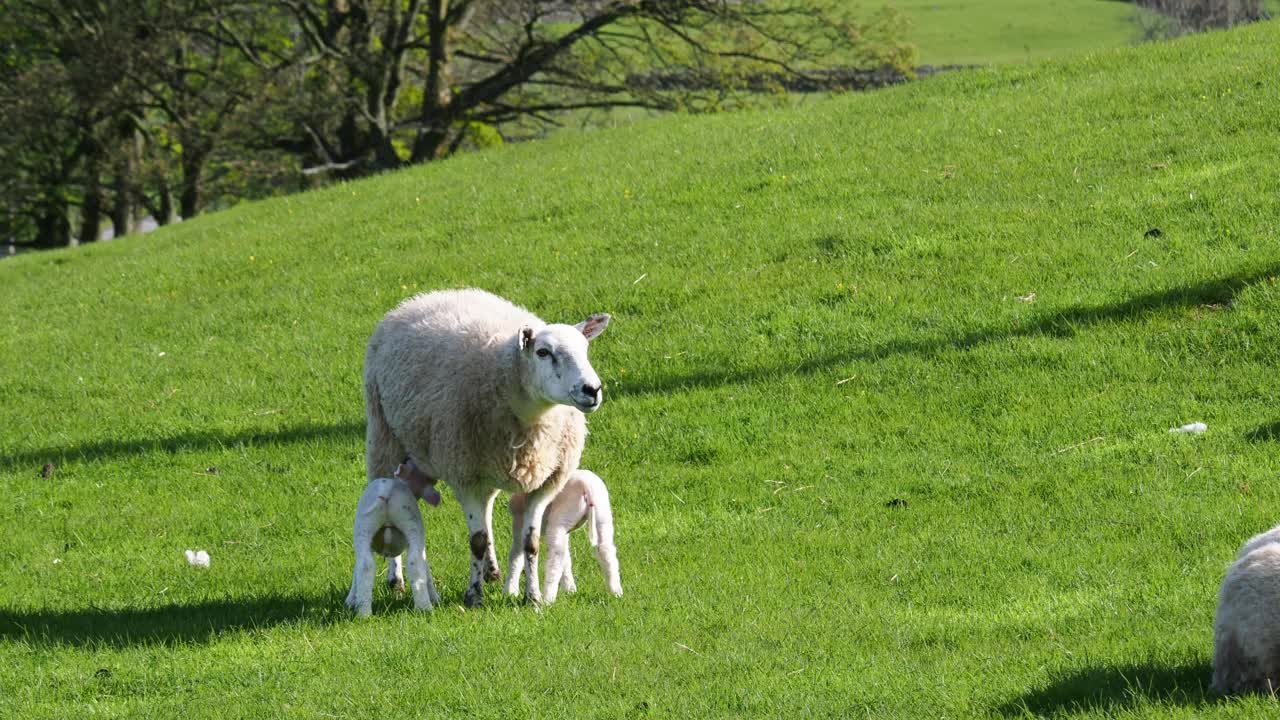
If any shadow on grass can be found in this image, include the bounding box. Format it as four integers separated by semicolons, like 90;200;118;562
612;262;1280;399
998;660;1217;717
1244;420;1280;442
0;421;364;474
0;591;357;648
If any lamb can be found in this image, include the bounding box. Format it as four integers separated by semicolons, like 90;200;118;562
505;469;623;604
364;288;610;606
1212;523;1280;694
345;461;443;617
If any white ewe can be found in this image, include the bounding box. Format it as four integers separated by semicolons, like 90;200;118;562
345;461;442;617
364;288;609;606
505;469;622;604
1213;523;1280;694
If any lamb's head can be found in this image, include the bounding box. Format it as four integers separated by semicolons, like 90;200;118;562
518;313;611;413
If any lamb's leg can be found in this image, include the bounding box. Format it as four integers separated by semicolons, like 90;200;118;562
482;490;502;583
592;502;624;598
542;526;571;603
596;543;624;597
559;542;577;594
504;493;528;596
346;539;377;618
457;487;495;608
518;486;557;606
404;518;436;612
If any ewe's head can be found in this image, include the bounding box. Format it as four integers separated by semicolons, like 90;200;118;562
518;313;610;413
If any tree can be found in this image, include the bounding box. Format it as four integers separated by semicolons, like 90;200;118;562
272;0;915;175
1;0;915;247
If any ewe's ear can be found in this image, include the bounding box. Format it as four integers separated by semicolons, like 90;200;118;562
518;327;534;351
575;313;611;341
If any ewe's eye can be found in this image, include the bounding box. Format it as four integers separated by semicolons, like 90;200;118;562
536;348;551;359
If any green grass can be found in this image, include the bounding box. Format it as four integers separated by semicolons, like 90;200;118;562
898;0;1141;65
3;19;1280;719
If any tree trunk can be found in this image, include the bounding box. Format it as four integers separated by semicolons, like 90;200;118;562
109;174;136;237
158;180;176;225
180;146;209;219
79;154;104;244
35;201;72;248
411;0;453;163
110;120;142;237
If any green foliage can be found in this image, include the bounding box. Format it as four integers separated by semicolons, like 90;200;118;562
464;121;505;149
2;19;1280;718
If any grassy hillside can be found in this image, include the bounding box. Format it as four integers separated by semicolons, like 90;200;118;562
3;20;1280;719
899;0;1140;65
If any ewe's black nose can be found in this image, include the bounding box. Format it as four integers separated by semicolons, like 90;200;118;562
582;383;601;400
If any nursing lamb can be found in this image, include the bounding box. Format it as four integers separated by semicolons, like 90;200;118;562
506;469;623;604
345;461;443;617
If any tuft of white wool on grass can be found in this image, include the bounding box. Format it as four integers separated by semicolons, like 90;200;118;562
1213;523;1280;695
344;464;442;618
364;288;610;607
1170;422;1208;434
184;549;210;568
506;469;623;604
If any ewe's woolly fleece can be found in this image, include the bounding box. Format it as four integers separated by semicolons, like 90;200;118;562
364;288;587;495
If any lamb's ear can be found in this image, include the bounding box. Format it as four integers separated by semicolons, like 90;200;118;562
575;313;611;341
518;326;535;351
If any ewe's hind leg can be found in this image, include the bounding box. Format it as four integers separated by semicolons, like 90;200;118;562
386;555;405;593
505;494;528;596
457;486;498;608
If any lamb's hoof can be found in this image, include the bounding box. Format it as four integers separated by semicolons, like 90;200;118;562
483;564;502;583
388;578;406;594
463;583;485;608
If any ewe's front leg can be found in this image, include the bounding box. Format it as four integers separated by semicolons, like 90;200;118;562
519;487;557;606
504;493;528;596
457;487;498;608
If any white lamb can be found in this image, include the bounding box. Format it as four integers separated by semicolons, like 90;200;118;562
505;469;623;604
345;461;443;617
1213;523;1280;695
364;288;610;606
